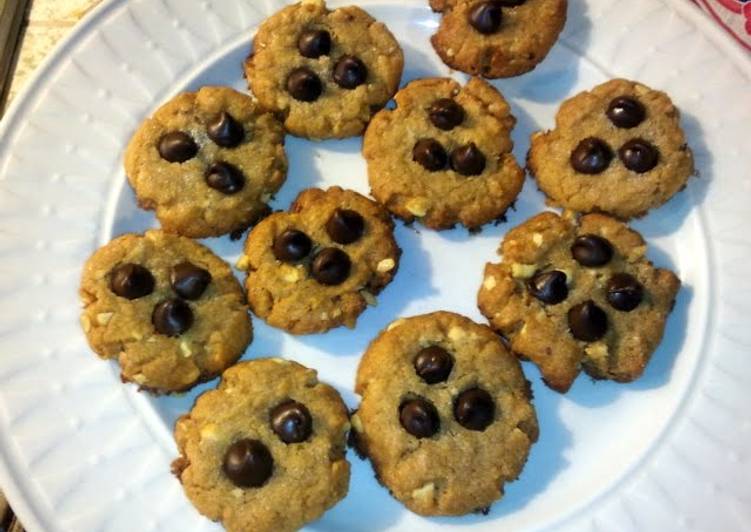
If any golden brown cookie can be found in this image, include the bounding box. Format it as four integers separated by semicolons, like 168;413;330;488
364;77;524;230
352;311;538;516
430;0;567;78
477;211;681;393
172;359;350;532
79;230;252;393
245;0;404;139
528;79;695;219
124;86;287;238
237;187;401;334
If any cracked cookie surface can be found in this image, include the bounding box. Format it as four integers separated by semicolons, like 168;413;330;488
245;0;403;139
477;211;681;393
79;230;252;393
528;79;695;219
364;77;524;230
239;187;400;334
352;311;538;516
172;359;350;532
430;0;567;78
124;86;287;238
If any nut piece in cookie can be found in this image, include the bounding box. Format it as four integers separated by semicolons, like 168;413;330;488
245;0;404;139
353;311;538;515
173;359;350;532
477;211;681;393
124;86;287;238
430;0;567;78
79;230;252;393
528;79;695;219
364;77;524;230
239;187;401;334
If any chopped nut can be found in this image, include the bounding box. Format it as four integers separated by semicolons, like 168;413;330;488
585;342;608;363
132;373;147;384
132;331;143;341
261;192;272;203
96;312;113;325
511;263;537;279
532;233;544;246
360;290;377;306
405;197;429;217
448;326;466;342
446;48;455;57
412;482;436;502
376;258;395;273
482;275;497;290
281;265;301;283
331;308;342;318
179;341;192;357
80;315;91;333
351;414;363;432
232;488;244;498
271;358;290;365
200;423;220;442
387;318;405;331
235;255;250;271
559;269;574;285
320;312;329;320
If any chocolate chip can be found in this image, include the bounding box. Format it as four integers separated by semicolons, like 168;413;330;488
606;272;643;311
109;263;154;299
570;137;613;174
413;138;448;171
568;300;608;341
454;388;495;431
619;138;659;173
527;270;568;304
428;98;464;130
222;439;273;488
326;209;364;244
450;143;486;176
205;162;245;194
152;298;193;336
399;398;439;438
413;346;454;384
469;1;503;34
607;97;646;129
333;55;367;89
311;247;351;285
170;262;211;300
207;112;244;148
286;67;323;102
158;131;198;163
498;0;526;4
571;234;614;267
270;400;312;444
273;229;312;262
298;29;331;58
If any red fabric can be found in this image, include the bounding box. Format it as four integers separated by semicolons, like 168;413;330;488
692;0;751;51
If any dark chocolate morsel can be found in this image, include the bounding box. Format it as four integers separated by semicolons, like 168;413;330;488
207;112;244;148
270;400;313;444
311;247;351;285
570;137;613;174
428;98;465;130
152;298;194;336
606;272;644;311
170;262;211;300
571;234;614;267
298;29;331;59
619;138;659;173
450;143;486;176
205;162;245;194
399;398;440;438
469;1;503;34
158;131;198;163
333;56;367;89
413;138;448;171
568;300;608;341
286;67;323;102
109;263;154;299
454;388;495;431
273;229;312;262
527;270;568;304
326;209;365;245
607;97;646;129
413;345;454;384
222;439;273;488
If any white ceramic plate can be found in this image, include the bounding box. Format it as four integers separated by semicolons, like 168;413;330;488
1;0;750;530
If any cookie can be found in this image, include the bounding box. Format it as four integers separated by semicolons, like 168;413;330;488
477;211;681;393
124;86;287;238
244;0;404;139
237;187;401;334
528;79;695;219
364;77;524;230
79;230;252;393
172;358;350;532
430;0;567;78
352;311;538;516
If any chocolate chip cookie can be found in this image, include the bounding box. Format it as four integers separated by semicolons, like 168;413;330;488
79;230;252;393
430;0;567;78
245;0;404;139
477;211;681;393
172;358;350;532
364;77;524;230
352;311;538;515
237;187;400;334
528;79;695;219
124;86;287;238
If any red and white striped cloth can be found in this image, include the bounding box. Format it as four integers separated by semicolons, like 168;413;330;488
693;0;751;51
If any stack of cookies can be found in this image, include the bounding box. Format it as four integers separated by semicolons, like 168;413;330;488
78;1;694;530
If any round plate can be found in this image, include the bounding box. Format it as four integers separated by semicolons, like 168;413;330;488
1;0;750;530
